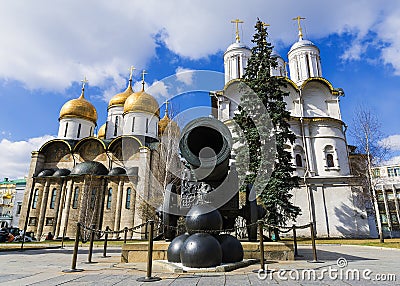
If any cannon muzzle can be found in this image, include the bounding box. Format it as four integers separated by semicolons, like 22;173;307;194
179;117;232;182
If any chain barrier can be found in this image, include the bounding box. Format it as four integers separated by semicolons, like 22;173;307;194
78;221;148;241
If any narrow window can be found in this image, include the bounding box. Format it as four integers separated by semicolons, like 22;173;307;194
306;54;311;77
90;126;92;136
237;55;241;78
32;189;39;209
326;154;334;168
125;188;131;209
77;123;81;138
106;188;112;209
16;202;22;215
295;154;303;167
131;117;135;132
72;187;79;209
49;188;57;209
145;118;149;133
114;116;119;136
90;189;96;209
64;122;68;137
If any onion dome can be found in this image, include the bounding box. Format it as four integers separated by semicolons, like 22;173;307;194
59;88;98;124
97;123;106;139
158;114;179;135
70;161;108;176
123;89;160;117
53;168;71;177
108;81;133;109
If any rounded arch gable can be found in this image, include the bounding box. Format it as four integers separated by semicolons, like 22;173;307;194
39;139;72;163
108;135;143;162
73;137;107;162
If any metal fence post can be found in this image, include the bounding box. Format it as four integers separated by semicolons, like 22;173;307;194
258;220;265;271
103;226;109;258
292;224;299;257
124;227;128;243
308;222;322;263
87;224;96;263
136;220;161;282
62;222;83;272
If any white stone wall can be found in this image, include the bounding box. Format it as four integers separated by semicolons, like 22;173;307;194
224;47;252;84
123;112;159;139
58;118;95;140
106;106;124;139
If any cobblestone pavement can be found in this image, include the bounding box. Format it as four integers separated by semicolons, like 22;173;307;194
0;244;398;285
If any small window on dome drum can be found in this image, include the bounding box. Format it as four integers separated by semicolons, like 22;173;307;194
77;124;81;138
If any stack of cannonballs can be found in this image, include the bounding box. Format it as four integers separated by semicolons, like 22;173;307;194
167;204;243;268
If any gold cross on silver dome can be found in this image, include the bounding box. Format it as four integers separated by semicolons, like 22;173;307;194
231;18;244;43
292;16;306;40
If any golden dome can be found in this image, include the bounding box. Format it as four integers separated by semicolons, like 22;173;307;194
97;123;106;139
158;114;179;135
108;82;133;109
123;90;160;117
59;91;98;124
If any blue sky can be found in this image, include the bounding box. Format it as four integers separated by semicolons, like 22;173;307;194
0;0;399;179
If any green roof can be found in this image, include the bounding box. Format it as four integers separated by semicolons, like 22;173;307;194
0;178;26;185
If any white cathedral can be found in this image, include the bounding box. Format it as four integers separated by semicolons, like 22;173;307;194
19;19;373;240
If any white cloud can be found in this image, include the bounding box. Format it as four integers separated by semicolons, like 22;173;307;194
175;67;195;86
0;0;399;93
0;135;55;179
379;134;400;151
133;80;169;100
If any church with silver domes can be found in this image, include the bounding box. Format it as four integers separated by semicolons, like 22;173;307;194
19;19;374;240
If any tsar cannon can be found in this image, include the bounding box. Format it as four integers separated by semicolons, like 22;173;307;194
161;117;265;242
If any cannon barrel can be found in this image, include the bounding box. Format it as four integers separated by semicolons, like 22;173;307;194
179;117;232;182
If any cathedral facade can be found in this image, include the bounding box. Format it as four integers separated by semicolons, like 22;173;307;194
212;24;372;237
19;75;178;240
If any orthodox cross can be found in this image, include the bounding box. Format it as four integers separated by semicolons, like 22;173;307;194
129;65;136;82
81;76;88;90
292;16;306;40
231;18;244;43
141;70;147;91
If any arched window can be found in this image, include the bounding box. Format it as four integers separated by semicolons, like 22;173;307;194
114;116;119;136
49;188;57;209
324;145;336;168
125;188;131;209
131;117;135;132
106;188;112;209
327;154;334;167
72;187;79;209
77;123;82;138
295;154;303;167
32;189;39;209
145;118;149;133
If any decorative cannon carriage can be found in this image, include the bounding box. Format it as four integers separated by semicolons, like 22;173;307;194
160;117;265;241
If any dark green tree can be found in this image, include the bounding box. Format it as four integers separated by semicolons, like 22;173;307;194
233;19;301;237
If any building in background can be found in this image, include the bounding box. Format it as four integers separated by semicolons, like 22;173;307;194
0;178;26;228
371;164;400;237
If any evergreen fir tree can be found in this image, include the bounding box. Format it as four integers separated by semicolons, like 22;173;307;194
233;19;301;236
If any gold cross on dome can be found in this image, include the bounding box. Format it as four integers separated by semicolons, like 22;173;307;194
141;70;147;91
81;76;88;90
165;99;170;115
292;16;306;40
231;18;244;43
262;22;270;28
129;66;136;81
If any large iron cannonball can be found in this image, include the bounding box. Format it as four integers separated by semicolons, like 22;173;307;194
180;233;222;268
167;234;190;263
185;204;223;234
217;234;244;263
